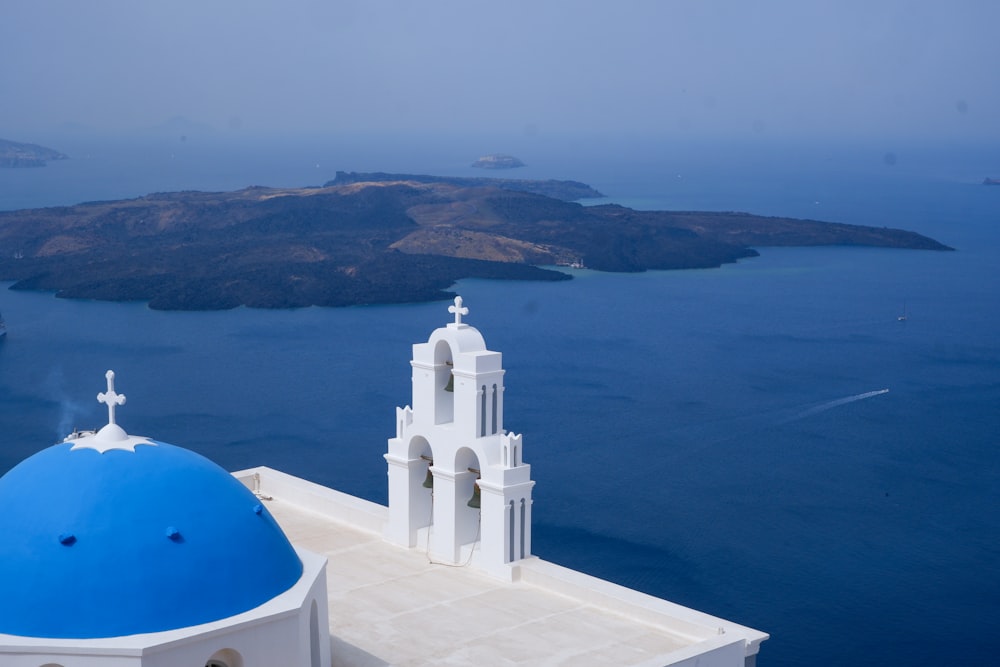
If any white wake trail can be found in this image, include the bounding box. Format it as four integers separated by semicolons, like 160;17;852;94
787;388;889;422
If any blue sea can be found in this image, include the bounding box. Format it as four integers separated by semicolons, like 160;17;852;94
1;132;998;666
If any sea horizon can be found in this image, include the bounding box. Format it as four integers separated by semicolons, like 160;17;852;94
1;134;997;666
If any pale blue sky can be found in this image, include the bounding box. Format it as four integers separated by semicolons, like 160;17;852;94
2;1;998;142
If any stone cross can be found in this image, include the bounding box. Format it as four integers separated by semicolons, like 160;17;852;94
97;370;126;425
448;296;469;325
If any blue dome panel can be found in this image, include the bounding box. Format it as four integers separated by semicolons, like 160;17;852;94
0;441;302;639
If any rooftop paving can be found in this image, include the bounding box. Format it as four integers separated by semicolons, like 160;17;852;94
248;468;766;667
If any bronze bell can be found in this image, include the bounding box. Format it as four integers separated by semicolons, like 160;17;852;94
422;468;434;489
444;360;455;392
467;481;481;509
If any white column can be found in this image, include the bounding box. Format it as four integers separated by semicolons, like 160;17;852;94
384;452;415;547
429;468;459;563
478;480;507;569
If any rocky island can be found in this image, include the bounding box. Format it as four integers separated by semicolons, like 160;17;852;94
0;175;951;310
327;171;601;200
0;138;68;168
471;154;525;169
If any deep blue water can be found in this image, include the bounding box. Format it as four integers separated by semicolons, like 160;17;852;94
1;133;998;665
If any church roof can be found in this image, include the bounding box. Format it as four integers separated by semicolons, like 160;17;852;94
0;372;303;639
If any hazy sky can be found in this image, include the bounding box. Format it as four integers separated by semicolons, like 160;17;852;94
2;1;998;142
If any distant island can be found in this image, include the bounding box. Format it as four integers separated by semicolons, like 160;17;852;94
983;178;1000;186
471;154;525;169
0;138;68;168
327;171;602;201
0;174;952;310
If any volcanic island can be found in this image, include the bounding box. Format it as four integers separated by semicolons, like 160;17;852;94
0;171;952;310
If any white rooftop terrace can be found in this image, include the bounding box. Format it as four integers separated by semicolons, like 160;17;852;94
237;467;767;667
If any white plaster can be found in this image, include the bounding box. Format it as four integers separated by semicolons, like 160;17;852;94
233;467;768;667
0;547;330;667
68;426;156;454
386;295;534;574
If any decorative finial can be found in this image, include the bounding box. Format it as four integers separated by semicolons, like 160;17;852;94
97;370;126;426
448;296;469;326
68;370;155;453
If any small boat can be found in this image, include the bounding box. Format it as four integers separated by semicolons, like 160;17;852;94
897;303;907;322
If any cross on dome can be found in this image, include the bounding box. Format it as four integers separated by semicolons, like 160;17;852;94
69;370;154;453
97;370;126;426
448;296;469;326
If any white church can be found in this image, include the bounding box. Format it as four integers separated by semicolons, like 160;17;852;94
0;296;767;666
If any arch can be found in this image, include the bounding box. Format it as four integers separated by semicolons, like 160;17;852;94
454;447;482;546
480;384;487;437
40;664;65;667
408;435;434;495
433;340;455;424
491;383;499;434
432;337;455;363
406;435;434;534
509;500;516;562
206;648;244;667
310;599;322;667
447;442;492;481
454;446;480;473
407;435;432;461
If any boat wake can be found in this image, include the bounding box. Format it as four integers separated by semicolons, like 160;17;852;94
784;388;889;423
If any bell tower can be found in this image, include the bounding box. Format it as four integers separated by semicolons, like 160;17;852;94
385;296;534;578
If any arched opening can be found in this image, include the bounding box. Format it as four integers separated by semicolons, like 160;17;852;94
454;447;482;548
509;500;516;562
520;498;527;559
206;648;244;667
491;383;499;434
408;436;434;532
480;384;487;436
433;340;455;424
310;599;322;667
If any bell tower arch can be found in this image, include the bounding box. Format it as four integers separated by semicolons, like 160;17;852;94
385;296;534;578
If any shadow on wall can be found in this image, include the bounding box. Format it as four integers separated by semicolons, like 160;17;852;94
330;635;391;667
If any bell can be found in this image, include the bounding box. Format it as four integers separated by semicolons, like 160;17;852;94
444;360;455;392
467;481;481;509
422;469;434;489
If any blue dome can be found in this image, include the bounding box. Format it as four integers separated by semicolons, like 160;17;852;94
0;440;303;639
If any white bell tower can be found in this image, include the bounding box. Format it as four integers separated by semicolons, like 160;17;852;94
385;296;534;578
